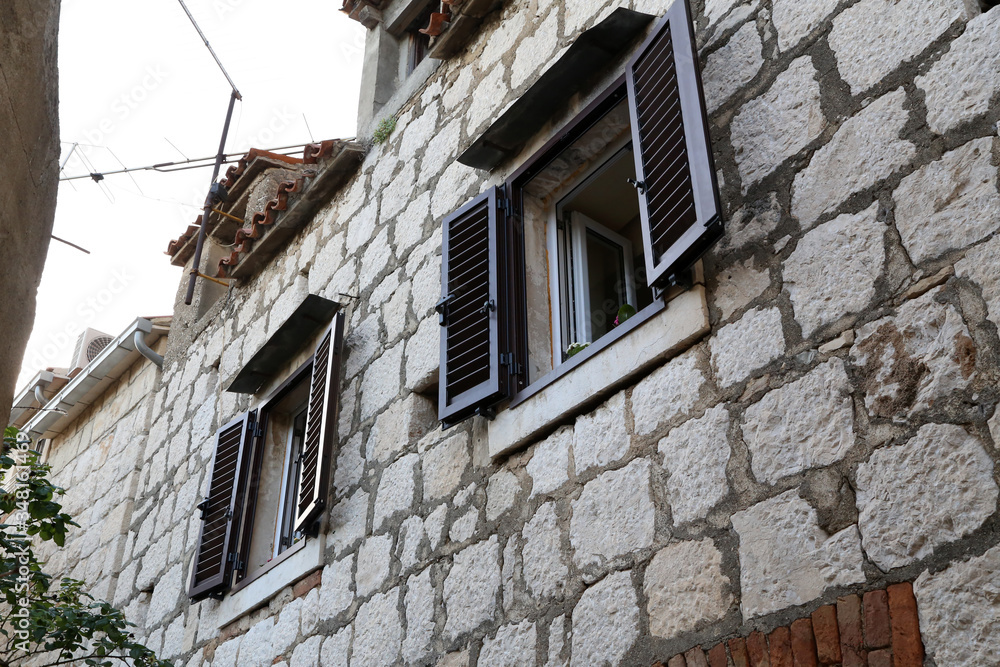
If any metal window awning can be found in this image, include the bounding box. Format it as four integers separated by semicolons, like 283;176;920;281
226;294;341;394
457;8;654;171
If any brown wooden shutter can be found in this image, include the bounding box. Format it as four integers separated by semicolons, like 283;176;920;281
188;410;255;600
437;186;511;427
294;312;345;534
627;0;722;288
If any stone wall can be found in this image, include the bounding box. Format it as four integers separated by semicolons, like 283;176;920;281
29;0;1000;665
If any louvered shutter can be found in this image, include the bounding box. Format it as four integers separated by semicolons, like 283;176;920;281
438;186;510;426
626;0;722;288
189;410;255;600
294;312;345;534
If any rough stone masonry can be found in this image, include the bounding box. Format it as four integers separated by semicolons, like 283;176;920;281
21;0;1000;665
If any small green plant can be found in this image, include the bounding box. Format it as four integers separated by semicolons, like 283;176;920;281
372;116;397;144
566;342;590;358
614;304;636;327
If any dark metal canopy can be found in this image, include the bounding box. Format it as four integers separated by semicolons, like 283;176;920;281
458;8;654;171
226;294;340;394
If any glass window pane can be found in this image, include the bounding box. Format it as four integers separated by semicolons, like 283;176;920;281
586;229;626;341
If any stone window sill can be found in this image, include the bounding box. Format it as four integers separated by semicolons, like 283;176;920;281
487;284;710;460
215;533;325;628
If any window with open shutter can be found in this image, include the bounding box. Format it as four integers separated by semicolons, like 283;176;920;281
189;410;255;600
294;312;345;534
627;0;722;288
437;186;512;427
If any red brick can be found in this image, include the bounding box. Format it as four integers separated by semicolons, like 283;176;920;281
652;663;668;667
837;595;865;667
769;627;793;667
868;649;892;667
669;655;688;667
686;647;710;667
887;583;924;667
708;644;729;667
747;631;771;667
811;605;842;665
790;618;818;667
729;638;751;667
292;568;322;598
863;590;892;649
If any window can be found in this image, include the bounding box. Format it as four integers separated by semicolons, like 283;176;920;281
188;314;345;601
405;2;435;74
436;0;722;428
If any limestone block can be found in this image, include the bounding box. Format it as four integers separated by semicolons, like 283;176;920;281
383;282;411;342
658;404;731;524
742;359;854;484
573;391;629;474
914;543;1000;666
426;504;448;551
368;393;436;463
449;508;479;543
527;425;572;498
410;256;442;319
467;65;507;136
709;307;785;387
381;161;417;222
731;58;826;188
271;597;302;657
394;191;431;258
210;637;241;667
480;620;537;666
991;406;1000;448
523;503;570;600
791;89;915;227
399;515;426;570
704;22;763;112
714;259;770;322
237;617;275;667
631;349;707;437
338;379;357;442
402;568;436;663
356;533;393;597
784;203;885;337
352;589;402;667
644;539;733;639
917;9;1000;134
328;489;368;556
373;453;417;531
334;433;363;497
443;537;501;640
399;101;440;161
404;315;439;391
957;234;1000;328
717;193;782;254
290;635;322;667
894;137;1000;264
732;490;865;618
851;288;975;417
856;423;998;570
422;433;470;501
771;0;839;51
829;0;967;94
481;5;527;65
705;0;747;24
545;614;569;667
570;458;656;570
300;587;320;636
160;615;185;659
512;10;560;89
570;570;639;667
359;343;404;421
319;626;352;667
486;468;521;521
358;228;393;292
344;316;380;380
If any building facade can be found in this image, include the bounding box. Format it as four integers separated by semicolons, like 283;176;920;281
15;0;1000;665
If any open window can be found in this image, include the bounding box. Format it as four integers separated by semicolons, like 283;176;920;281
437;0;722;427
188;313;345;600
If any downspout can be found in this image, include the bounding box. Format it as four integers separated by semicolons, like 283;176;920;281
134;331;164;369
33;385;47;405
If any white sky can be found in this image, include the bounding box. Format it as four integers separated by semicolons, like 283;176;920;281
17;0;366;389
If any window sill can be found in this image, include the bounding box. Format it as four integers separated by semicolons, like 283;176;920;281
487;284;709;460
215;533;325;628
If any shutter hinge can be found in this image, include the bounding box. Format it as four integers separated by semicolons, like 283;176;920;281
498;196;512;216
480;299;496;315
435;294;455;326
499;352;523;377
627;178;646;195
225;507;234;520
252;423;264;439
475;405;497;420
196;498;209;520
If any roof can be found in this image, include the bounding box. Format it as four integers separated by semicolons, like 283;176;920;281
166;140;366;279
